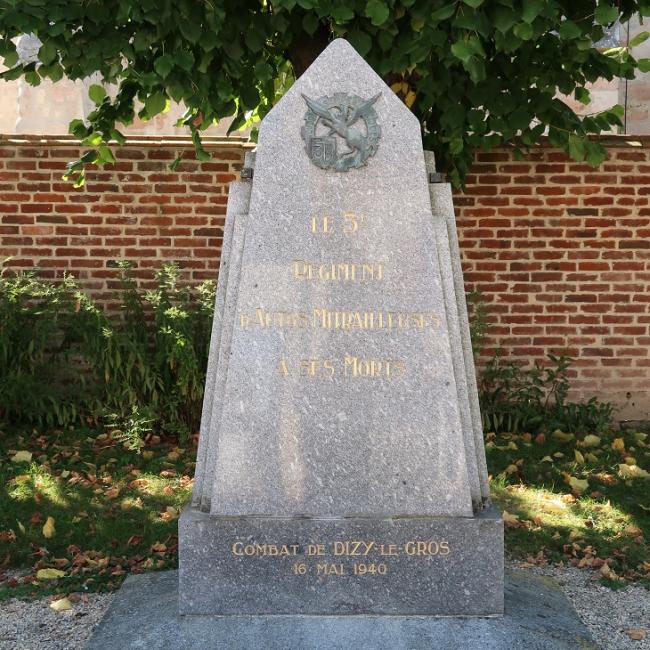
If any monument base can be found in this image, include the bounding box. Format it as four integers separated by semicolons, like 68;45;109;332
179;505;504;616
86;570;596;650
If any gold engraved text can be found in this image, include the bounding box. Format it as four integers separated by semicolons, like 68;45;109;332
292;261;385;282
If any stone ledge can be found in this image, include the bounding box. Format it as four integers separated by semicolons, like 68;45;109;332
179;506;504;616
86;569;595;649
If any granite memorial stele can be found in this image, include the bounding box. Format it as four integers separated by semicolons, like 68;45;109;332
180;38;504;617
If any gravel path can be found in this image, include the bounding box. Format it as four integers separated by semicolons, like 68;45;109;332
0;593;114;650
512;560;650;650
0;564;647;649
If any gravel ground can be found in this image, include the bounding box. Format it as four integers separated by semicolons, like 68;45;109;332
0;592;114;650
0;564;647;649
511;560;650;650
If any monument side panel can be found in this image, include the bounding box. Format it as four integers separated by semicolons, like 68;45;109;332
192;179;249;506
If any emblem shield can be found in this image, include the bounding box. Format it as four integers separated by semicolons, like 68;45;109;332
310;136;337;166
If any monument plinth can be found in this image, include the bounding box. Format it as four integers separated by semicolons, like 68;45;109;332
180;38;503;616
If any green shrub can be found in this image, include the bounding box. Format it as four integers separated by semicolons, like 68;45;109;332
0;261;215;440
478;352;614;435
0;263;85;426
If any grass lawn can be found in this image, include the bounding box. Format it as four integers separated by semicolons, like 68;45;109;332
0;424;648;601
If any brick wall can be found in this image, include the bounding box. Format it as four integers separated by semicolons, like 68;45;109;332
1;135;649;419
455;139;650;420
0;135;248;306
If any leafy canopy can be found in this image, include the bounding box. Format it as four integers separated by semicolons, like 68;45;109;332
1;0;649;185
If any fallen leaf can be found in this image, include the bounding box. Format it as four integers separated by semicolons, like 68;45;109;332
50;597;72;612
574;450;585;464
541;456;554;463
583;435;601;448
502;510;520;528
552;430;575;443
618;464;650;480
36;568;65;580
504;464;519;476
625;629;646;641
534;433;546;444
624;456;637;465
612;437;626;452
42;516;55;539
600;562;619;580
624;524;642;536
568;476;589;495
11;451;32;463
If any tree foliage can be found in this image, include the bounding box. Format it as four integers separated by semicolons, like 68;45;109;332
1;0;649;185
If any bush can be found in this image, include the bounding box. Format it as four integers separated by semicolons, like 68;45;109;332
478;352;614;435
0;261;215;441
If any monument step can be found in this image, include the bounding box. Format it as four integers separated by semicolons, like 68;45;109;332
86;568;595;650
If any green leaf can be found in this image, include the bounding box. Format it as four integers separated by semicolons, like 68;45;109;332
179;20;202;44
629;31;650;48
43;63;63;82
521;0;544;23
609;104;624;118
513;22;534;40
348;30;372;56
144;91;167;118
365;0;390;27
199;30;220;52
254;61;272;82
585;140;607;166
38;41;57;66
454;11;490;36
492;6;517;34
154;55;174;79
2;50;18;68
411;16;426;31
638;58;650;72
574;87;590;104
451;40;472;62
594;4;618;25
332;6;355;21
245;29;264;52
88;84;107;104
175;50;195;71
464;57;486;82
559;21;582;39
431;4;456;21
462;0;483;7
302;13;319;35
567;134;586;161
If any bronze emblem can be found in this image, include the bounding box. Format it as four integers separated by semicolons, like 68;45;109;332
301;92;381;171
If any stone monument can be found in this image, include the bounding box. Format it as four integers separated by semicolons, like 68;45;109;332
179;38;503;617
88;38;597;650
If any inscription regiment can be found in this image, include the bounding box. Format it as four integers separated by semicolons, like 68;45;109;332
292;260;385;282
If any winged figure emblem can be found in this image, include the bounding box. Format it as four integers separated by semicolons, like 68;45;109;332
300;92;382;171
